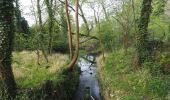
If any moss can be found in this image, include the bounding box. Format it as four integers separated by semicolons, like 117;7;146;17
0;0;17;98
137;0;153;65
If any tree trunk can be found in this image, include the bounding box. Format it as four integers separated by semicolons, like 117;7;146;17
101;1;109;21
78;4;90;35
45;0;54;55
37;0;49;63
15;0;22;32
65;0;73;59
31;0;41;64
137;0;152;65
67;0;79;71
0;0;17;98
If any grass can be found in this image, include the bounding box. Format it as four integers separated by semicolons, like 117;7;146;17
96;48;170;100
12;51;69;88
3;51;80;99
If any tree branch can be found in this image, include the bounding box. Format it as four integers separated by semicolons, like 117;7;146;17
58;0;83;16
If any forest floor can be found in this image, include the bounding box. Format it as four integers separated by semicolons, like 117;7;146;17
12;51;68;88
11;51;79;99
96;48;170;100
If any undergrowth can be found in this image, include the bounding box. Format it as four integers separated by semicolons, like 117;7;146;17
12;51;69;88
97;48;170;100
0;51;79;99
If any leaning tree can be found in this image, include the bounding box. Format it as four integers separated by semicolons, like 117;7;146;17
66;0;79;71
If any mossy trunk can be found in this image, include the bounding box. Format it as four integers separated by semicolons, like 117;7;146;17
15;0;22;32
137;0;152;65
0;0;17;98
45;0;54;55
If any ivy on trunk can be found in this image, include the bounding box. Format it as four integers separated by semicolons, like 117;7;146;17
0;0;17;98
137;0;152;65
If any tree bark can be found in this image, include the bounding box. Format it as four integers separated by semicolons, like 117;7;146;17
137;0;152;65
59;0;90;35
15;0;22;32
0;0;17;98
100;1;109;21
45;0;54;55
65;0;73;59
67;0;79;71
78;4;90;35
37;0;49;63
31;0;41;65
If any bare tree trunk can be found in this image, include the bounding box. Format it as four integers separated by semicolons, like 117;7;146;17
100;1;109;21
131;0;138;45
65;0;73;59
37;0;49;63
59;0;90;35
78;4;90;35
0;0;16;98
67;0;79;71
31;0;41;64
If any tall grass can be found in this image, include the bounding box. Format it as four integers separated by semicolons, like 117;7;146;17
97;48;170;100
7;51;80;99
12;51;69;88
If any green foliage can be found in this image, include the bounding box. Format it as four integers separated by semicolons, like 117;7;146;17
3;0;170;99
14;33;34;51
95;21;119;51
143;61;161;75
105;48;133;74
152;0;167;16
149;15;169;40
98;48;170;99
156;51;170;65
80;23;89;34
14;18;69;53
52;40;69;53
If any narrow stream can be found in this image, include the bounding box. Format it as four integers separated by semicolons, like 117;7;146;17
73;55;101;100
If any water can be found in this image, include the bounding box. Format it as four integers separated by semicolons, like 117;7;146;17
73;55;101;100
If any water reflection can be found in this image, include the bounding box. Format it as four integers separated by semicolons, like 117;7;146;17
74;55;101;100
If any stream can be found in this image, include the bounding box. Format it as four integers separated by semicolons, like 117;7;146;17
73;55;101;100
